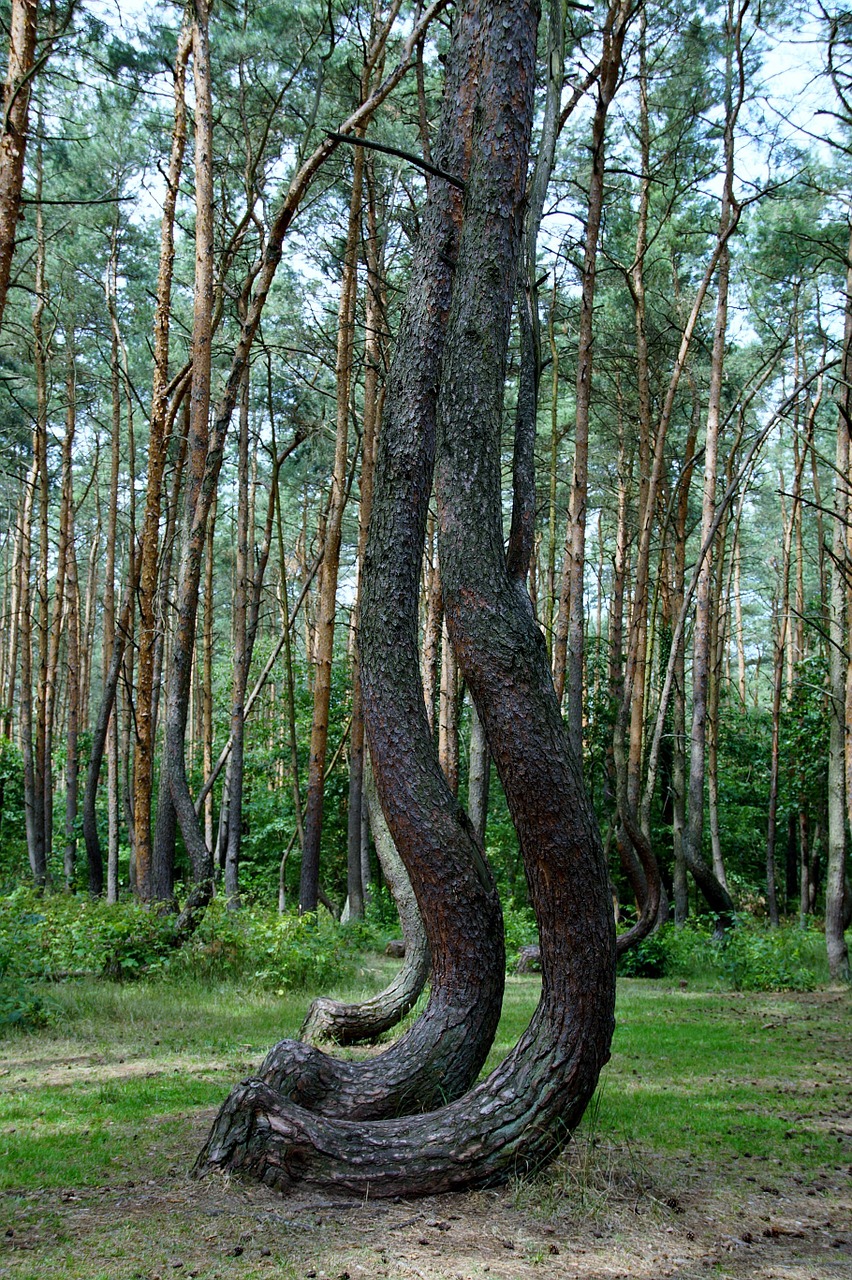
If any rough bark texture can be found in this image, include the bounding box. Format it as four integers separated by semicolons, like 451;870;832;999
198;0;503;1124
0;0;37;329
196;0;615;1197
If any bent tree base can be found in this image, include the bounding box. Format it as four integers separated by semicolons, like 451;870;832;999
194;993;610;1196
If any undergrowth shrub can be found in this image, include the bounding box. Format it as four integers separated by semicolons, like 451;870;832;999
503;899;538;970
617;918;826;990
616;928;668;978
176;899;353;990
0;978;49;1028
716;919;819;991
0;889;359;991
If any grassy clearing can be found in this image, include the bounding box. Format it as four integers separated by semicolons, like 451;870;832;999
0;966;850;1280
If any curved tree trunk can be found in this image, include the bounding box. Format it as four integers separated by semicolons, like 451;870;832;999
195;0;615;1197
299;751;429;1046
213;0;504;1123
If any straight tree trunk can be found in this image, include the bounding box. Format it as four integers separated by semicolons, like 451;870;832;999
224;369;250;906
0;0;37;328
203;489;218;872
345;155;385;921
156;0;218;923
670;381;700;924
299;139;365;913
27;145;48;885
420;514;442;737
133;21;192;902
438;617;459;794
104;225;123;899
17;450;40;884
681;0;744;925
467;700;489;844
554;0;631;751
826;221;852;983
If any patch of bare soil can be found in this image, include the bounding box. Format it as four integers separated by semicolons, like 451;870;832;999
2;1107;850;1280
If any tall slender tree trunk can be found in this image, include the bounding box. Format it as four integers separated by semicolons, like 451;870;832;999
26;143;48;886
0;0;38;329
682;0;744;924
299;140;365;913
156;0;218;920
224;370;250;906
826;220;852;983
554;0;631;752
438;618;459;794
18;450;40;883
63;345;79;896
345;154;385;921
134;22;192;902
202;489;218;869
420;514;442;737
670;382;700;924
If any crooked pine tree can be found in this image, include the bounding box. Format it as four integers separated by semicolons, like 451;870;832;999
194;0;615;1197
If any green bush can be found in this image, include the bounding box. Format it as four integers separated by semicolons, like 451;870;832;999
502;899;538;970
615;918;827;991
617;928;668;978
0;888;175;979
0;978;49;1029
717;919;819;991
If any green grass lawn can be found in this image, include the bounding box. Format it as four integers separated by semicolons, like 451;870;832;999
0;965;849;1280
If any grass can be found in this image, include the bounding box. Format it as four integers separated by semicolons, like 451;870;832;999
0;963;850;1279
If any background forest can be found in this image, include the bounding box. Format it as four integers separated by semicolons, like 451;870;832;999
0;0;851;988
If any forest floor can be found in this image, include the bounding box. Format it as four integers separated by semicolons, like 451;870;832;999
0;973;849;1280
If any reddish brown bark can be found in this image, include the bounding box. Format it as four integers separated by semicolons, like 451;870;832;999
0;0;37;329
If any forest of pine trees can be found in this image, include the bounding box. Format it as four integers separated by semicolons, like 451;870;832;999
0;0;850;980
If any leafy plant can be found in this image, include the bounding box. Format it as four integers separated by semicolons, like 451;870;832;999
0;978;49;1028
717;919;819;991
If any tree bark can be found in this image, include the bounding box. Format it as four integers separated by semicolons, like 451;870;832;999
62;330;80;892
198;0;508;1141
554;0;631;747
681;0;744;926
299;133;365;913
0;0;37;329
156;0;219;930
196;0;614;1196
133;21;192;902
437;617;459;794
826;220;852;983
467;700;489;844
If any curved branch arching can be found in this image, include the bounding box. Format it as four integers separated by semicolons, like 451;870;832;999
297;752;430;1047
